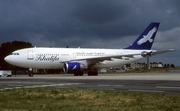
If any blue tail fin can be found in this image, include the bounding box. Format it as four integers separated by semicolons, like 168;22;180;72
125;22;160;50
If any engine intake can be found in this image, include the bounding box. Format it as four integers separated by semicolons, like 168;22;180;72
64;62;86;73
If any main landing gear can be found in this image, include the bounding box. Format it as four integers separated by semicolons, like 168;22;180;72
73;71;84;76
73;71;98;76
87;71;98;76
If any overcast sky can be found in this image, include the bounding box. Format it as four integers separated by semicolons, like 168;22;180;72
0;0;179;65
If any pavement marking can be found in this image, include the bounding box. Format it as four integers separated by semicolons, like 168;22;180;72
8;85;16;87
129;89;165;93
98;84;123;87
14;87;22;89
16;85;23;86
24;86;33;88
0;83;84;91
3;88;13;90
156;86;180;89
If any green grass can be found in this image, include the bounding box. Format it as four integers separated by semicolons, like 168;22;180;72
0;88;180;111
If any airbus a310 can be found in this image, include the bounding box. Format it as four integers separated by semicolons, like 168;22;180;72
4;22;175;76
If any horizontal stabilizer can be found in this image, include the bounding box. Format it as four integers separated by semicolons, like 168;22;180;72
151;49;175;55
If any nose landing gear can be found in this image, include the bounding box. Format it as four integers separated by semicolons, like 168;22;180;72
28;68;34;77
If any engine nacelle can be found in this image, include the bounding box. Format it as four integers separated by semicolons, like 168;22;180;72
63;62;86;73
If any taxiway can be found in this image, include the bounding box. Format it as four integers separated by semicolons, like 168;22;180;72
0;72;180;95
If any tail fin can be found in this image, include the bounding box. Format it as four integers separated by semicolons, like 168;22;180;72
125;22;160;50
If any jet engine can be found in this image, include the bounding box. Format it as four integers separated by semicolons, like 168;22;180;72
63;62;86;73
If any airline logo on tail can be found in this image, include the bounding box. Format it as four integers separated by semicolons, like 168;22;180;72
137;27;157;45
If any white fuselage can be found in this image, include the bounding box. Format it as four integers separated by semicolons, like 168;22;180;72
5;47;148;69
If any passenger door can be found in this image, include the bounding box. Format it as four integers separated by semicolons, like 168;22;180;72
27;50;33;60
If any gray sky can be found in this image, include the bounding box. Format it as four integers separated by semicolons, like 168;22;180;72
0;0;179;65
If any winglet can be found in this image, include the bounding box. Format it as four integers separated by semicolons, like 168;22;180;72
125;22;160;50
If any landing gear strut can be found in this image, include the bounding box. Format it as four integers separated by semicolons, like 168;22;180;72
28;68;34;77
87;71;98;76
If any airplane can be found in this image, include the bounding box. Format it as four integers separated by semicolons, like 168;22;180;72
4;22;175;77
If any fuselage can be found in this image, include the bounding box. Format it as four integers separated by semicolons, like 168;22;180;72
4;47;147;69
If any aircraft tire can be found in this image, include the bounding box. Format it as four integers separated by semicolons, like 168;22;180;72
89;71;98;76
28;73;34;77
88;71;98;76
74;73;78;76
74;71;84;76
87;71;93;76
93;71;98;76
74;72;79;76
79;71;84;76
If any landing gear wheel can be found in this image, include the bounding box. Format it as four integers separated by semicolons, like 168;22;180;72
73;71;84;76
28;72;34;77
93;71;98;76
79;71;84;76
74;72;79;76
88;71;93;76
28;68;34;77
88;71;98;76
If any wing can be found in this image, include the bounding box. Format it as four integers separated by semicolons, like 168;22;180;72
60;53;141;64
151;49;175;55
60;49;175;66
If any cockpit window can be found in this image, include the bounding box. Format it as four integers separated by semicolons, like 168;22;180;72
10;53;20;55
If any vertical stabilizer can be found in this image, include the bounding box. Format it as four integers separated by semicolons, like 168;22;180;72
125;22;160;50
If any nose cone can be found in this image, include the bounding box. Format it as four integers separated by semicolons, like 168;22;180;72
4;55;18;66
4;55;18;65
4;54;24;68
4;56;11;64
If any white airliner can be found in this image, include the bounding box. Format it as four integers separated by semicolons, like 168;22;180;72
4;22;175;76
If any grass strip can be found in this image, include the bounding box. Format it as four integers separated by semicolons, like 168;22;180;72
0;88;180;111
